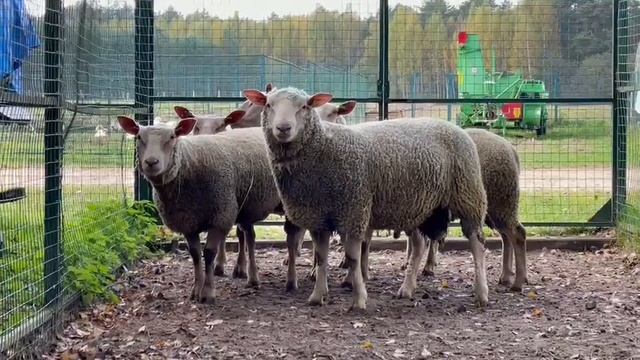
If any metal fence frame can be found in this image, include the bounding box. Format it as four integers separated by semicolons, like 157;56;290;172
0;0;636;356
140;0;626;230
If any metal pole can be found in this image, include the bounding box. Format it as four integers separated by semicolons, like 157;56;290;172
378;0;389;120
134;0;154;201
612;0;629;223
43;0;63;306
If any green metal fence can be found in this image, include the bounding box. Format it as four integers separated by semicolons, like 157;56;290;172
1;0;639;357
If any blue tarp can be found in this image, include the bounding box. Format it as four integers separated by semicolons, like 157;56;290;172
0;0;41;94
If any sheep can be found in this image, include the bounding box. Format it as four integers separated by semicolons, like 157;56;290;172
173;106;246;135
116;115;306;303
313;100;356;125
398;128;527;291
242;86;489;310
93;125;108;145
172;106;286;281
322;102;527;291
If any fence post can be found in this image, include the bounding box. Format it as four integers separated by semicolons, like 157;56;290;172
378;0;389;120
613;0;628;224
43;0;63;307
134;0;154;201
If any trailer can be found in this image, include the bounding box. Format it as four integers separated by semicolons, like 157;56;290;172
456;31;549;136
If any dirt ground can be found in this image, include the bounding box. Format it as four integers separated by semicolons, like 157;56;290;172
2;167;623;193
42;245;640;360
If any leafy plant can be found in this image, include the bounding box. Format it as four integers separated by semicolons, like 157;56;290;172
64;200;160;304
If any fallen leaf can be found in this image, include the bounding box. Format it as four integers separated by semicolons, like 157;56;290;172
138;325;146;333
361;340;374;350
527;290;538;300
206;319;224;326
420;347;432;358
352;321;365;329
532;308;544;318
441;280;449;289
385;339;396;345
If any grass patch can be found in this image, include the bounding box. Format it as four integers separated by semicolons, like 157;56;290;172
0;187;159;335
618;192;640;252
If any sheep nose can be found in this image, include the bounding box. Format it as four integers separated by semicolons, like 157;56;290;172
145;158;159;166
276;124;291;134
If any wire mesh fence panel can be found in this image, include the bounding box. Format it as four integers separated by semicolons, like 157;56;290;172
1;0;148;358
617;0;640;247
154;1;381;100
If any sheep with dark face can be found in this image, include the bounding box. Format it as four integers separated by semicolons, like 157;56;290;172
243;86;489;310
117;115;305;303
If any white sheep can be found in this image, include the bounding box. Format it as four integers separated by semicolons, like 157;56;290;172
243;87;489;310
116;115;305;303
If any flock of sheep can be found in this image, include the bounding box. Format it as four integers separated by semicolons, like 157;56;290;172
116;83;527;311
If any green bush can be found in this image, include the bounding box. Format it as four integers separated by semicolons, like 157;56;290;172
64;200;160;304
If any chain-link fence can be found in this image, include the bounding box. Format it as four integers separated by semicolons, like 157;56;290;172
1;0;639;358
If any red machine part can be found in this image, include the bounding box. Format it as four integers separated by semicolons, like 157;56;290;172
458;31;468;47
502;103;523;121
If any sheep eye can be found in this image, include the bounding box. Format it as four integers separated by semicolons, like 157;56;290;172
170;134;176;140
265;103;271;109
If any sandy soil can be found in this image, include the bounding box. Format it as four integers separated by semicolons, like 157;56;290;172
2;167;626;193
43;247;640;360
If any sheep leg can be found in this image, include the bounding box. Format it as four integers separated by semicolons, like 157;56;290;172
213;232;227;277
401;233;412;271
308;241;317;281
282;227;305;266
423;236;443;277
186;233;204;301
244;225;260;288
396;230;425;299
308;230;330;306
232;226;248;279
341;228;372;288
201;228;228;304
497;229;515;287
361;228;373;282
343;230;368;311
284;219;305;292
461;221;489;307
510;223;527;292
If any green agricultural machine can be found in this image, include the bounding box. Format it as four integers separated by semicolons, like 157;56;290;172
456;31;549;136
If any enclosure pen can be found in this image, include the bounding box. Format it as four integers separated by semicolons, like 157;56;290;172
0;0;638;358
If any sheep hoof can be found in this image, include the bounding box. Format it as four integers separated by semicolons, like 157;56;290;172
509;283;523;293
395;285;414;300
349;298;367;311
190;285;201;301
232;266;248;279
422;268;435;277
246;279;260;289
474;297;488;309
199;286;216;305
214;265;225;277
308;293;325;306
285;280;298;293
498;275;514;287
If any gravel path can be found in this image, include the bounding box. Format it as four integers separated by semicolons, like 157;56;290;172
2;167;627;192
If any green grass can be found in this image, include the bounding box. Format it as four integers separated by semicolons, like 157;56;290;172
0;186;157;334
619;192;640;252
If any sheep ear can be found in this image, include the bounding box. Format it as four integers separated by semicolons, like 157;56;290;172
243;89;267;106
174;118;197;136
174;106;195;119
224;110;246;125
307;93;333;108
117;116;140;135
265;83;273;92
337;100;357;115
